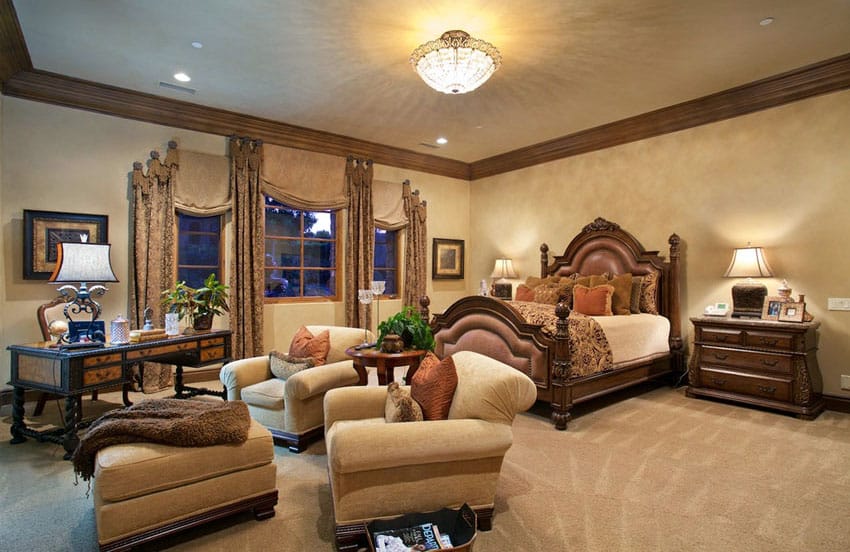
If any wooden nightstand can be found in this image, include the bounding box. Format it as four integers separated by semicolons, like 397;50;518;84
686;316;824;419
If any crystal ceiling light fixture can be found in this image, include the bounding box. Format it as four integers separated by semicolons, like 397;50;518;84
410;30;501;94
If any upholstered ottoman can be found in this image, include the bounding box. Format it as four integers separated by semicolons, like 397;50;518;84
92;418;278;551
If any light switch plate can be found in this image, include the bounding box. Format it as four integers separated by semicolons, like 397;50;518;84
827;298;850;311
841;375;850;391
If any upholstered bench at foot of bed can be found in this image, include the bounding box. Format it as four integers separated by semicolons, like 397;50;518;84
92;418;278;551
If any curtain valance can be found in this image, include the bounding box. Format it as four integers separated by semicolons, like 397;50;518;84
373;179;409;230
261;144;347;210
173;149;231;215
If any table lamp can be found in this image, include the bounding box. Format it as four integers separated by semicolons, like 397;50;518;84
724;244;773;318
49;241;118;341
490;258;518;299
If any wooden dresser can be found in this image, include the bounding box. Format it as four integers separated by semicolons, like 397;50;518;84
687;316;824;419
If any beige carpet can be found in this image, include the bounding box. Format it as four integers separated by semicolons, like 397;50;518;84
2;383;849;551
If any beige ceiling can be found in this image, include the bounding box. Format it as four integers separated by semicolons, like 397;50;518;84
12;0;850;163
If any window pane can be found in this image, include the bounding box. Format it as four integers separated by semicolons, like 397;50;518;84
304;270;335;297
304;211;335;238
177;214;222;289
179;233;220;266
374;229;398;296
265;239;301;267
178;268;217;289
265;201;301;237
304;240;334;267
178;216;220;233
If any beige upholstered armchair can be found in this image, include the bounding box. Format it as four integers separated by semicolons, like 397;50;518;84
220;325;373;452
324;350;537;551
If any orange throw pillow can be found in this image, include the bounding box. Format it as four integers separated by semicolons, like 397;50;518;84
514;284;535;302
410;352;458;420
572;284;614;316
288;326;331;366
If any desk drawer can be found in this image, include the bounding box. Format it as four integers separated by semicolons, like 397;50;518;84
83;365;123;387
83;352;122;368
745;330;795;352
699;367;792;402
701;346;792;375
127;341;196;361
200;346;225;362
700;327;743;346
201;337;225;348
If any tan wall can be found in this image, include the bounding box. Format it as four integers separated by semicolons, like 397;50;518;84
0;98;470;386
470;89;850;396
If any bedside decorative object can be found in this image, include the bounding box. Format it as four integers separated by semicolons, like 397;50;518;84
380;333;404;353
778;301;805;322
777;279;792;300
110;314;130;344
687;316;824;419
490;258;518;300
760;296;786;321
479;279;489;296
724;244;774;318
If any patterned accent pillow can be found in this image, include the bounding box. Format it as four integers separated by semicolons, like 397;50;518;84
533;281;575;307
630;276;643;314
269;351;315;380
573;284;614;316
515;284;535;302
411;352;458;420
288;326;331;365
608;273;633;315
640;271;660;315
385;381;423;423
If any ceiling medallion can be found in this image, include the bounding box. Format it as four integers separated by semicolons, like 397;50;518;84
410;30;501;94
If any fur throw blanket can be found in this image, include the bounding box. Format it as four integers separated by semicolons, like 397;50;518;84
72;399;250;481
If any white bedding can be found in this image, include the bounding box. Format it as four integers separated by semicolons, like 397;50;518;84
592;313;670;366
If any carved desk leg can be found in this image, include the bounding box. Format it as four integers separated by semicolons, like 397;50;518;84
9;386;27;445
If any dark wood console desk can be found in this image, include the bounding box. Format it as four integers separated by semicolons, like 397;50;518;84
7;329;231;458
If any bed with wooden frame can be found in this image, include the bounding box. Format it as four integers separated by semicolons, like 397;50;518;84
419;218;683;430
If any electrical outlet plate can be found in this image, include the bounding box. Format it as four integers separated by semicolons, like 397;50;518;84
841;375;850;391
827;298;850;311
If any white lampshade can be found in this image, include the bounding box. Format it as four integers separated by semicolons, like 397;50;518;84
724;246;774;278
49;242;118;283
490;258;518;282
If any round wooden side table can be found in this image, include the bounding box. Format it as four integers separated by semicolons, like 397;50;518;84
344;347;428;386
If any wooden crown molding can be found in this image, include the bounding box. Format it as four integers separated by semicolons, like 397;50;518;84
469;52;850;179
1;0;848;182
0;0;32;83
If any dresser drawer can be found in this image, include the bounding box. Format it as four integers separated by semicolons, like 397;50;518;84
744;330;795;352
699;327;743;346
700;346;792;375
699;367;792;402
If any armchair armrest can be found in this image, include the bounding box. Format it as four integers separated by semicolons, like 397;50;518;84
219;356;272;400
327;419;513;474
324;385;389;433
285;360;360;401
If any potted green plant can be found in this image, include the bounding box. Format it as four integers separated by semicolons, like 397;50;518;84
376;306;435;352
161;273;229;332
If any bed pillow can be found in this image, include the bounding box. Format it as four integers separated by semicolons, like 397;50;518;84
608;273;633;315
515;284;535;302
573;284;615;316
630;276;643;314
639;271;660;315
411;352;458;420
574;274;609;288
533;281;575;307
269;351;315;380
288;326;331;366
385;381;423;423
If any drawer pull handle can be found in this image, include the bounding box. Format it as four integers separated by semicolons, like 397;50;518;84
760;338;778;346
712;378;727;386
757;385;777;394
712;353;728;361
714;335;728;342
761;359;779;367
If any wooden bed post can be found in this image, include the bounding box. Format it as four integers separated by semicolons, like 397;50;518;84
540;243;549;277
549;302;572;430
418;295;430;323
667;234;684;374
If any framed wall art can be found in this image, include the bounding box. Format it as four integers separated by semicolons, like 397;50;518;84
778;301;805;323
432;238;464;280
23;209;109;280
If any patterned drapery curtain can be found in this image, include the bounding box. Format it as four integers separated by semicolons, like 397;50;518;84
229;137;265;359
130;142;177;392
403;180;428;309
344;157;374;329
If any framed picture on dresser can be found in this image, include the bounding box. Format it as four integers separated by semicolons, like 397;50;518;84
761;296;785;321
778;301;805;323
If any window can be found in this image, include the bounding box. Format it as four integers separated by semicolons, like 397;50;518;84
264;197;338;299
374;228;399;297
176;213;223;288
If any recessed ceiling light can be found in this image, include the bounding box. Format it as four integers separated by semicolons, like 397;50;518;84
759;17;774;26
191;41;203;49
174;72;191;82
436;137;448;145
